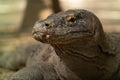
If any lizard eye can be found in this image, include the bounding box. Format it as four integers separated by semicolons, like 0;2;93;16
65;14;77;24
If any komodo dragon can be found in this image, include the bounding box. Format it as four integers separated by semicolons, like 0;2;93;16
10;9;120;80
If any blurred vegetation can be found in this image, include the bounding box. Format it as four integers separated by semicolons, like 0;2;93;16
0;0;61;35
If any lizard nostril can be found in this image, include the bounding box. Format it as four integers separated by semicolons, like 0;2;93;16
45;23;52;28
45;23;49;26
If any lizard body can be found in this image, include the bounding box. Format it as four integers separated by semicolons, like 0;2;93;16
10;9;120;80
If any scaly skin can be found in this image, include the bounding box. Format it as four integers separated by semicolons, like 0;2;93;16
10;9;120;80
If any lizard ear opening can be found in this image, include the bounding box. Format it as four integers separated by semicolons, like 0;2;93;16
92;15;116;55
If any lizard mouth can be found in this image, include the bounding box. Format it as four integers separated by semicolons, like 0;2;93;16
32;30;94;44
32;31;51;43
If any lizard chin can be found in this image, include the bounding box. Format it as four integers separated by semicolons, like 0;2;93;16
32;31;51;43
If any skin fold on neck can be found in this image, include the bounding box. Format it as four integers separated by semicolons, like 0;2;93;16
51;37;116;80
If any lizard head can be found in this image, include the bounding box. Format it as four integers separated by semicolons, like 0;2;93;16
32;9;104;44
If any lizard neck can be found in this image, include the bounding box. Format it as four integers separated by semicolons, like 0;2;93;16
52;38;101;61
51;38;110;79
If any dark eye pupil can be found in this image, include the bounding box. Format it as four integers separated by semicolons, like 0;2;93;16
68;18;76;22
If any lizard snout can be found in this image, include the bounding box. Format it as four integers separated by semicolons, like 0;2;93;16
32;20;54;33
32;21;53;42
